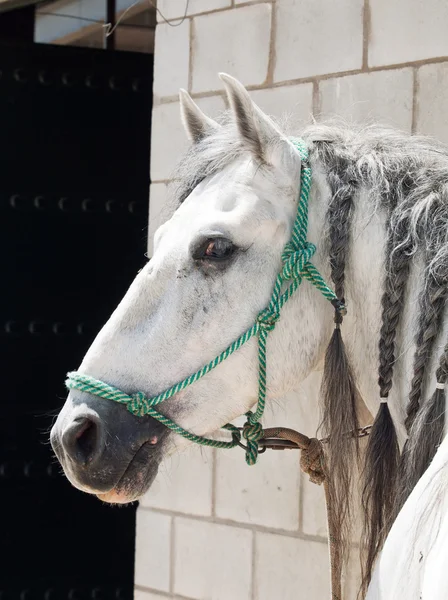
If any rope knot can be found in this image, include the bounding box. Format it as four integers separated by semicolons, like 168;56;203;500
257;308;280;332
243;421;263;441
243;417;264;466
280;241;296;262
281;242;316;281
300;437;326;485
128;391;148;416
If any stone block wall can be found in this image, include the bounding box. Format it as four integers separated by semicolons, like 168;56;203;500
137;1;448;598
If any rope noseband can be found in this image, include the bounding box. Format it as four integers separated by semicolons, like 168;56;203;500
66;140;344;466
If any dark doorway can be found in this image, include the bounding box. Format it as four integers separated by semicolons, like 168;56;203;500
0;36;152;600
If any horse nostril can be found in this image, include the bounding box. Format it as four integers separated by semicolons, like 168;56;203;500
62;416;104;466
75;419;96;457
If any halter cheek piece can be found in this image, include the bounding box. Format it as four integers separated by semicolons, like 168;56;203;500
66;140;345;467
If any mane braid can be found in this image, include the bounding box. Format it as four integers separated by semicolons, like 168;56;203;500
377;224;412;400
405;272;448;433
396;269;448;511
400;339;448;509
316;141;360;568
360;222;407;595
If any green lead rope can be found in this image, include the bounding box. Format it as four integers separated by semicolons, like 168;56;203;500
66;140;343;466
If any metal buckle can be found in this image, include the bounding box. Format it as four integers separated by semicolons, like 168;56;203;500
259;437;300;451
233;428;299;453
235;436;298;452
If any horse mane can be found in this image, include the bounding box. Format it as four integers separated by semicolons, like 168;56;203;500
306;125;448;593
171;117;448;595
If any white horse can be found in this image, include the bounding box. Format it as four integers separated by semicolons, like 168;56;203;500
51;74;448;599
366;434;448;599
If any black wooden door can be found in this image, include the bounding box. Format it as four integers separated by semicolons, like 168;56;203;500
0;41;152;600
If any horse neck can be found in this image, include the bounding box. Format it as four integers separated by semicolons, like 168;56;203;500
273;153;438;443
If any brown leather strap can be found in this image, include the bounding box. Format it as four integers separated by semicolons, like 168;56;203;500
233;423;372;599
260;427;342;600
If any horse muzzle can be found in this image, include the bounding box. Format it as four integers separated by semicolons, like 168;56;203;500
51;392;168;502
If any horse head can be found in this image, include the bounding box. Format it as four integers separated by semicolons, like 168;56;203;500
50;74;333;503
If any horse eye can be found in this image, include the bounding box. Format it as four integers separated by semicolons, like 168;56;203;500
195;238;235;261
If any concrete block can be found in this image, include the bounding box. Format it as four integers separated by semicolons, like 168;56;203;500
174;517;252;599
275;0;363;81
417;62;448;143
191;4;272;93
135;509;171;592
153;20;190;100
369;0;448;66
250;83;314;128
255;531;330;599
319;69;413;131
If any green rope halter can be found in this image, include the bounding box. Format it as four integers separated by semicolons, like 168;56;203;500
66;140;343;466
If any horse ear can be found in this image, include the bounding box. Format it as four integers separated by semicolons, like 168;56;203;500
219;73;300;174
179;89;220;143
219;73;265;159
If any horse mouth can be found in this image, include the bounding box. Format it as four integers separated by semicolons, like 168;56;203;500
96;438;163;504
